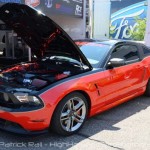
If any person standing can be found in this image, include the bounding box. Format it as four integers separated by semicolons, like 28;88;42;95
86;25;91;38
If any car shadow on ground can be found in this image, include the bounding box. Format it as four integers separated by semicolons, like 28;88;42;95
0;96;150;150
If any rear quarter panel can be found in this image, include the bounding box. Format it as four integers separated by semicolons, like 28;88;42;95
141;56;150;84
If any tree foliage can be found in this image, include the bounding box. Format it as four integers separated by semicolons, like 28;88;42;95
131;17;146;41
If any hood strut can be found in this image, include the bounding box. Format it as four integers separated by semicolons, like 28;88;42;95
40;29;61;57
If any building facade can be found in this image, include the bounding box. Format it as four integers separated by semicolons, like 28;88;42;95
89;0;148;40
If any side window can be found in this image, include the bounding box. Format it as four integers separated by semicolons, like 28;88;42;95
111;45;139;62
142;46;150;55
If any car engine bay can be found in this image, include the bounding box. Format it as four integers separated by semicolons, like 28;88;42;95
0;56;85;91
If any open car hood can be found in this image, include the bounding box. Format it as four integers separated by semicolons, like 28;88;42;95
0;3;92;69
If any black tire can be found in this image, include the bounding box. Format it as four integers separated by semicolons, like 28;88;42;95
50;92;88;136
145;80;150;97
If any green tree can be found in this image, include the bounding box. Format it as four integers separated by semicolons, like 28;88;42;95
131;17;146;41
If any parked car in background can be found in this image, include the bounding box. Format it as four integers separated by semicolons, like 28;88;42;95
0;3;150;136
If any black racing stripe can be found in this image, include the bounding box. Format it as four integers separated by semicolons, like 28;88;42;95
37;68;105;95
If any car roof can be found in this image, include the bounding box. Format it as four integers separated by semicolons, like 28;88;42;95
75;39;145;47
75;39;119;46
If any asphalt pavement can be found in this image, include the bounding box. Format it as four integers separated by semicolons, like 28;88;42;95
0;96;150;150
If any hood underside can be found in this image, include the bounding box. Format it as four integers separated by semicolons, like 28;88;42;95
0;3;92;69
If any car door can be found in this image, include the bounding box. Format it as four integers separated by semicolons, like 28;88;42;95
103;43;145;104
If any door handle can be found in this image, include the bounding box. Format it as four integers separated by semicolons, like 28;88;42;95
124;75;130;79
124;72;132;79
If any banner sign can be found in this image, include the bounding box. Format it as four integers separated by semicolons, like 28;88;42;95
0;0;83;18
110;0;147;40
0;0;22;4
25;0;83;18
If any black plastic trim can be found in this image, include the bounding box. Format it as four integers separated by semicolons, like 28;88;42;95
0;118;48;135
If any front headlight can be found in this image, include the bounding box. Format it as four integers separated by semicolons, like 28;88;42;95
1;92;44;111
14;93;42;105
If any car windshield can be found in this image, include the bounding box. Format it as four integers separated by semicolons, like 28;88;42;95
41;55;81;65
78;43;111;68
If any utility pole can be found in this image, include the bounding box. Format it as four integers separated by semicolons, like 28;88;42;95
89;0;111;39
145;0;150;46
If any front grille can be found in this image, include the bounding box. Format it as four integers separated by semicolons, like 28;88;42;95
0;92;18;108
0;118;6;126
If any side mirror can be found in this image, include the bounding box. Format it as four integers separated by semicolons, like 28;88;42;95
109;58;125;67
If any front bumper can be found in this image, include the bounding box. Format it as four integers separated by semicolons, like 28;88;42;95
0;118;48;135
0;104;54;134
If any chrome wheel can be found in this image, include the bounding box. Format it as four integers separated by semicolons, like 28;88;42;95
60;97;86;132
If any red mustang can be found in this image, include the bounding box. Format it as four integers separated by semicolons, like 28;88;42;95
0;3;150;136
